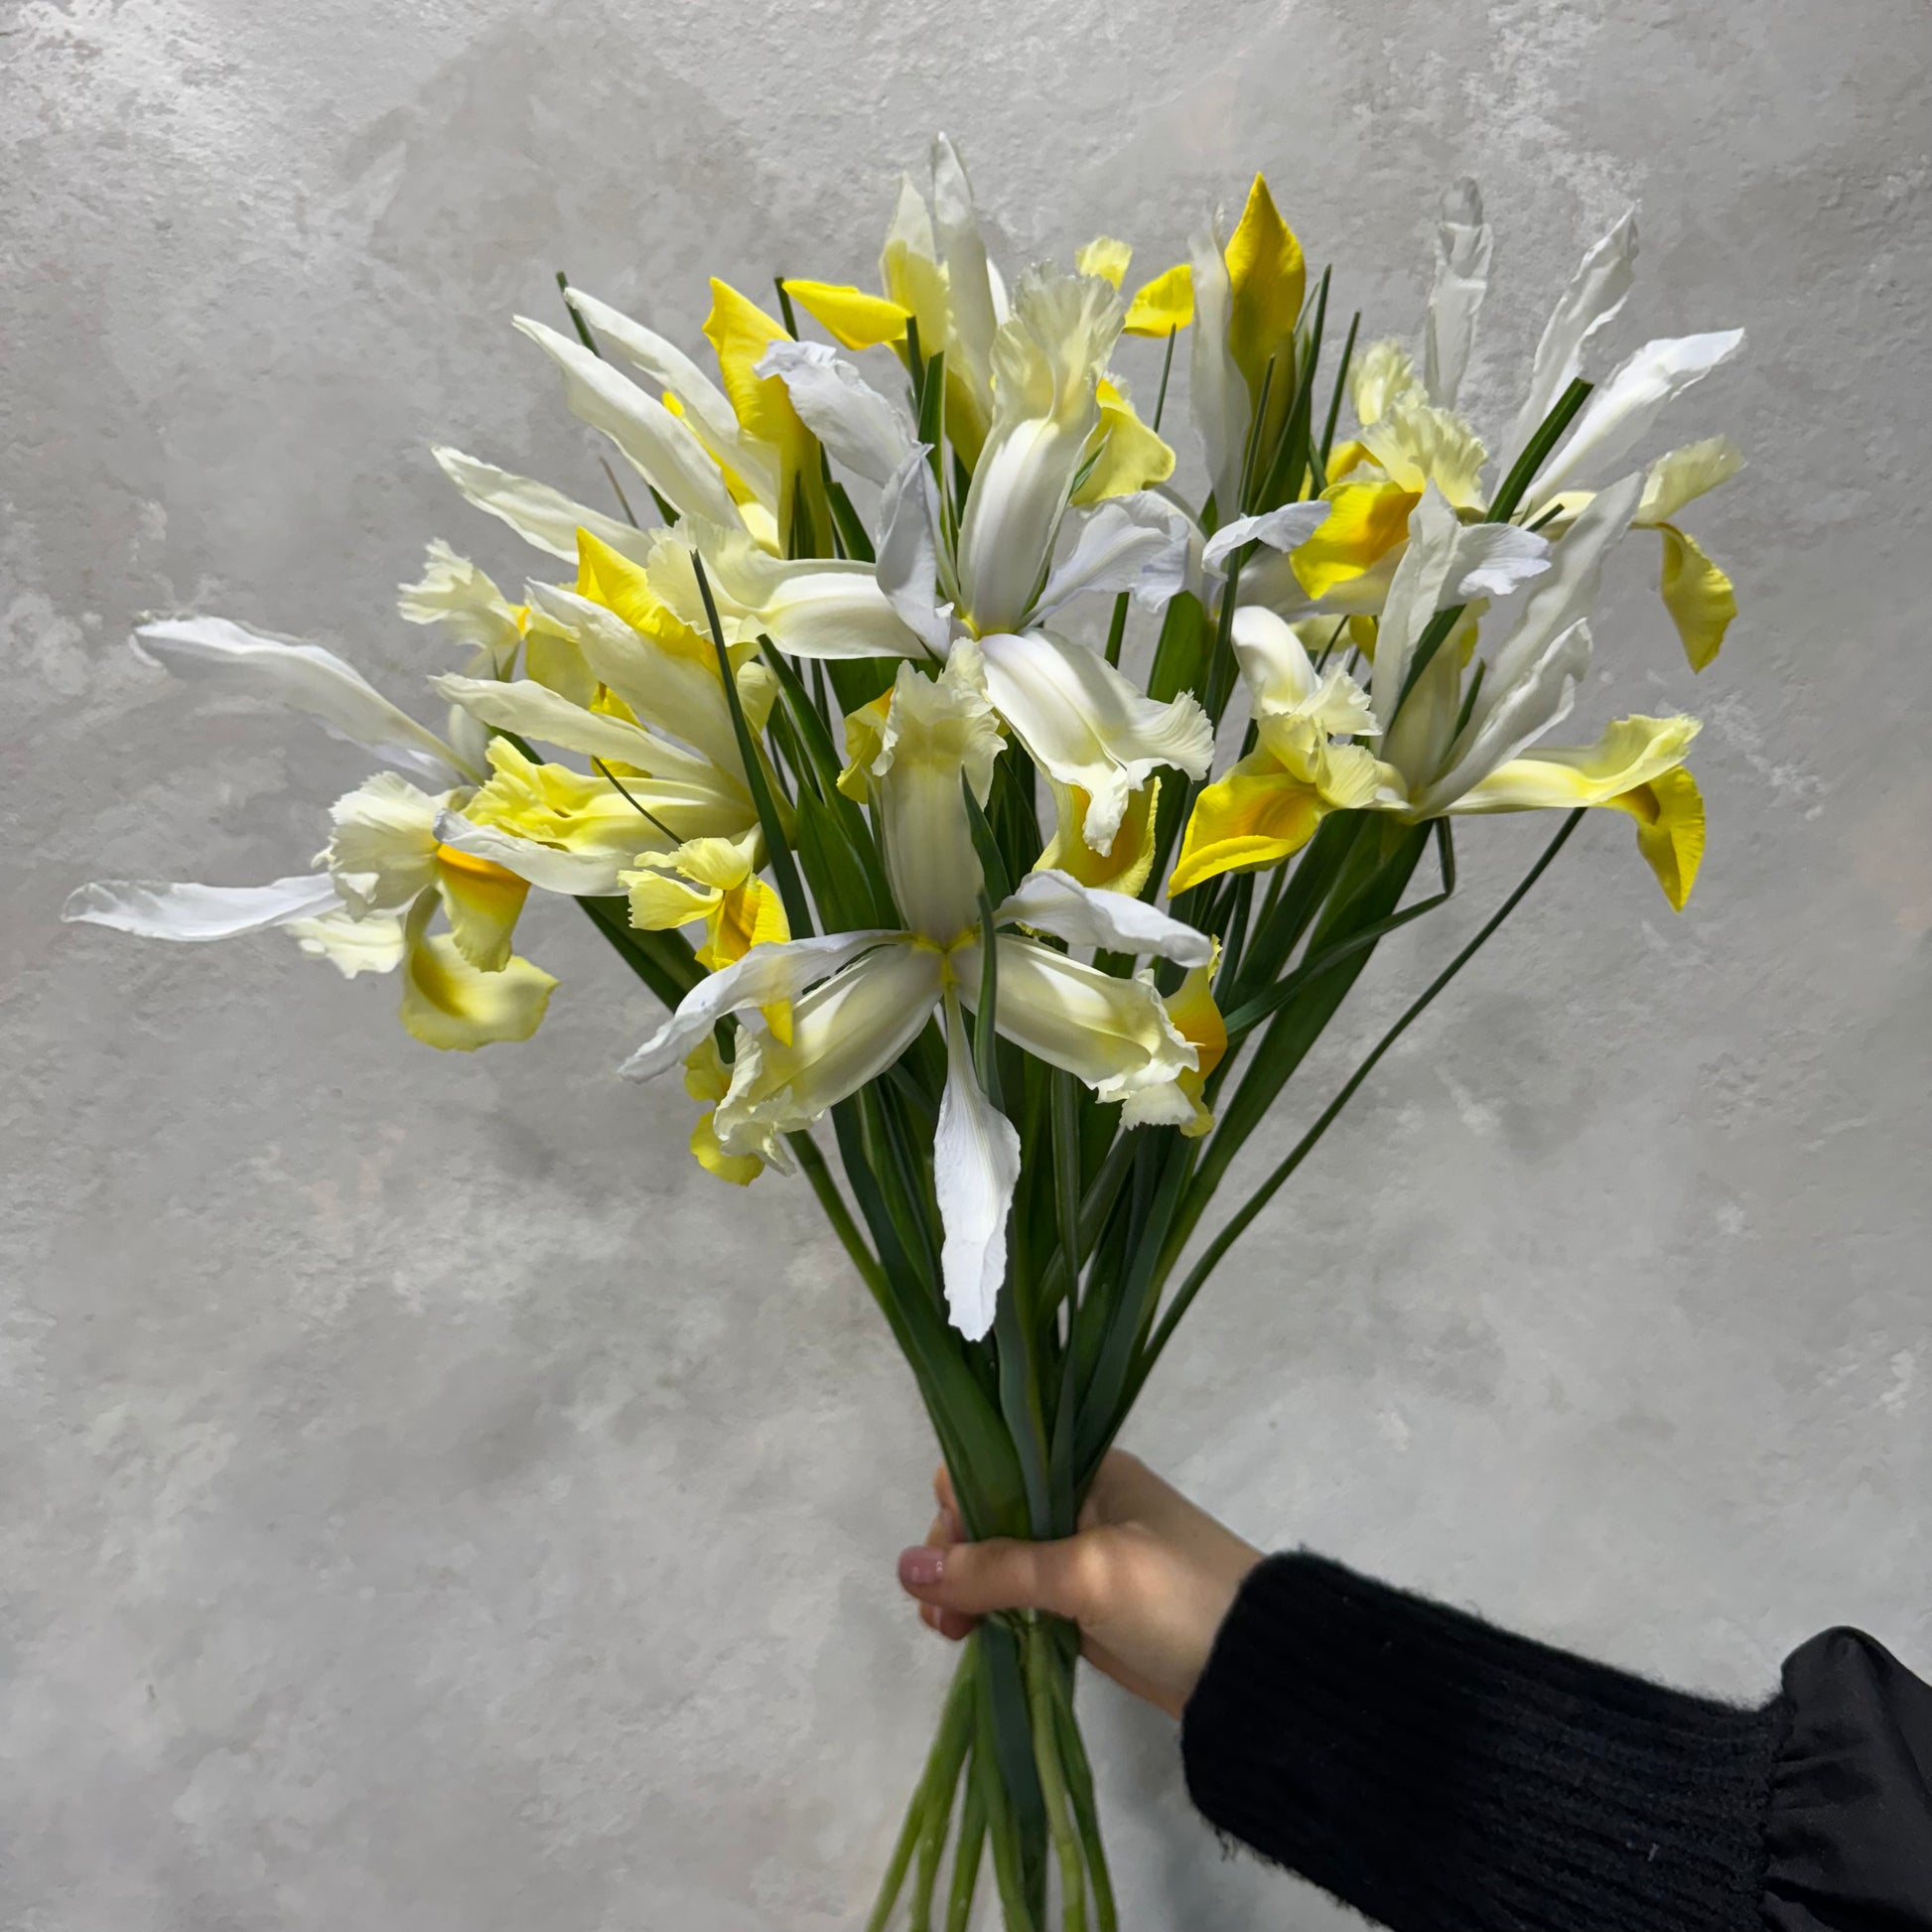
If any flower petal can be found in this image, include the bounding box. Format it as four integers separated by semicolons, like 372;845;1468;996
711;942;944;1146
431;447;654;565
564;286;770;500
1636;436;1746;527
755;339;915;486
513;317;743;529
780;278;911;349
287;905;408;977
1169;754;1329;894
874;449;955;656
1603;761;1706;910
398;922;555;1052
1423;179;1491;410
433;810;636;896
1497;208;1638;478
1202;500;1333;574
932;995;1022;1339
1035;492;1190;620
1530;331;1746;508
1124;261;1193;336
431;672;727;789
996;867;1212;966
1657;523;1736;672
620;929;906;1081
133;618;462;785
978;627;1211;852
968;935;1194;1104
63;874;340;941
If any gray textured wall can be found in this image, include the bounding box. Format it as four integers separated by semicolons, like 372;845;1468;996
4;1;1929;1925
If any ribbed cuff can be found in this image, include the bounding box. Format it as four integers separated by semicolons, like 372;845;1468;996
1180;1553;1788;1932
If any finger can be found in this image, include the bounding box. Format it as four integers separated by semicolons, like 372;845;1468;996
932;1463;958;1520
917;1600;975;1641
897;1533;1097;1621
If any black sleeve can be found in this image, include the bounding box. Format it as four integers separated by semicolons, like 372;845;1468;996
1179;1552;1932;1932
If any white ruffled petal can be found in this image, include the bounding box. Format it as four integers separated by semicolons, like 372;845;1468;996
996;868;1212;966
977;627;1211;852
1201;500;1332;574
432;810;635;897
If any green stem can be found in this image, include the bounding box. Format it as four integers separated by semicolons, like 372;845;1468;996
1025;1621;1086;1932
870;1649;977;1932
787;1133;884;1299
944;1771;988;1932
1047;1669;1117;1932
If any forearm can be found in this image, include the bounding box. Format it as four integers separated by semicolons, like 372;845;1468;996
1180;1554;1787;1932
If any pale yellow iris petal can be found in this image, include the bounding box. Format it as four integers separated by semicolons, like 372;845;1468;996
683;1035;767;1186
1602;764;1706;911
1443;714;1701;814
434;844;531;972
1036;776;1160;896
1358;394;1487;510
1074;236;1133;288
319;771;447;915
1349;340;1421;428
397;898;555;1051
1072;378;1177;504
704;279;818;538
1657;524;1737;672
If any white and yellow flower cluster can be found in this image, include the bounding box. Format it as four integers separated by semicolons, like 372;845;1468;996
69;142;1741;1338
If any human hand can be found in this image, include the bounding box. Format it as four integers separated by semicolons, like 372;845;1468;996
897;1450;1263;1720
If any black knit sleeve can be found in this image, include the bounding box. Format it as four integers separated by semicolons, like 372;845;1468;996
1179;1553;1790;1932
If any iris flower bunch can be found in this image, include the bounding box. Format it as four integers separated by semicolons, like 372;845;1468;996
69;137;1741;1929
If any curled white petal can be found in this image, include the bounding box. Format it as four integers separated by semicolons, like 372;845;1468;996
133;618;462;784
1036;493;1191;620
432;810;632;897
620;930;904;1081
996;868;1212;966
1530;331;1746;507
933;996;1021;1340
1418;620;1593;815
978;627;1211;853
63;874;341;941
874;449;954;656
1449;523;1554;601
1201;500;1333;574
756;340;915;486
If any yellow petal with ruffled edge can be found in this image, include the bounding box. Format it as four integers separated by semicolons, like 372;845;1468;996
434;845;530;972
684;1037;765;1184
1075;237;1132;288
1164;944;1227;1138
1290;479;1421;602
1125;262;1193;337
1604;764;1706;911
1658;525;1736;673
1224;175;1305;399
837;694;895;801
1037;776;1160;896
700;876;790;973
704;280;820;544
1072;379;1176;504
781;279;910;350
398;899;554;1051
1169;752;1328;895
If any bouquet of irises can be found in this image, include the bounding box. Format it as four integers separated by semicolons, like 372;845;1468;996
68;137;1741;1929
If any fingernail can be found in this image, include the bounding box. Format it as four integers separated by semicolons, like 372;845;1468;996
897;1546;945;1589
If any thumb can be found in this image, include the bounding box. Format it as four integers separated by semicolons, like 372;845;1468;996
897;1534;1091;1620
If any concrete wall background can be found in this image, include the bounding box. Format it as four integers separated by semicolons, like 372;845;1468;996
4;0;1928;1925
